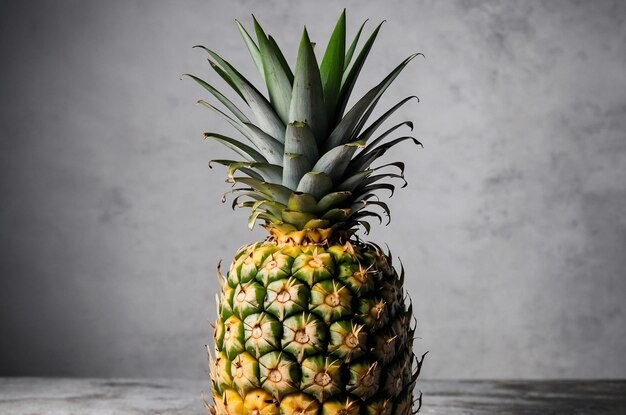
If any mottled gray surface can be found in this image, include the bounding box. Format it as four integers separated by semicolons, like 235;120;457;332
1;0;625;379
1;378;625;415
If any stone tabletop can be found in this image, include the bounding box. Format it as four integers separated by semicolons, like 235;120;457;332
0;378;625;414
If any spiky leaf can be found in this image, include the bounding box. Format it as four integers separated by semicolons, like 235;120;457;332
289;28;328;143
320;10;346;123
254;17;293;124
296;172;333;200
325;53;420;150
195;46;286;141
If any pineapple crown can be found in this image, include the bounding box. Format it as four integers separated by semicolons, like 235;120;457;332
187;10;422;244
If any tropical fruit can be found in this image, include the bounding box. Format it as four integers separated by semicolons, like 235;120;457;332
188;10;425;415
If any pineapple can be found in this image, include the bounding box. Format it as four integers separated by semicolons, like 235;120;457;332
188;10;426;415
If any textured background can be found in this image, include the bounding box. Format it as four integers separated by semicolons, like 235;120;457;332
1;0;625;380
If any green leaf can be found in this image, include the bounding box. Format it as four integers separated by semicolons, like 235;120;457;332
206;59;245;101
209;159;282;183
350;136;421;172
209;159;263;181
372;161;406;176
229;190;266;209
233;167;263;181
336;169;373;191
355;182;396;198
320;10;346;123
359;121;413;156
248;163;283;183
284;122;319;163
268;35;294;84
235;19;266;83
351;200;391;224
198;100;284;164
195;46;285;141
321;208;350;222
253;16;293;125
337;21;384;121
287;192;318;214
348;122;413;174
184;74;251;123
229;177;292;204
243;123;285;164
238;200;261;209
352;192;379;203
360;173;407;189
296;172;333;200
325;53;420;150
248;211;282;229
198;100;253;141
316;191;352;212
289;28;328;143
357;96;418;144
348;210;384;225
250;199;287;218
303;219;331;229
282;153;312;190
204;132;267;163
312;140;364;182
356;220;371;234
344;19;368;71
281;210;317;229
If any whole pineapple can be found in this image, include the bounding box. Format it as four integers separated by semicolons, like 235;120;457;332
188;10;425;415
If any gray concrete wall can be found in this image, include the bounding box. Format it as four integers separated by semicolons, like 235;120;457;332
1;0;625;379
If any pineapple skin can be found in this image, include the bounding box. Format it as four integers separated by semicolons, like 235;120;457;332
209;240;422;415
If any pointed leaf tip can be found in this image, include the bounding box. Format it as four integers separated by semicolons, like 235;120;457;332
320;9;346;125
289;25;327;143
235;19;266;84
336;19;386;122
254;15;292;125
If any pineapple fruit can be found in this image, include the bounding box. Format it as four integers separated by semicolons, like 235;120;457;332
188;10;425;415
